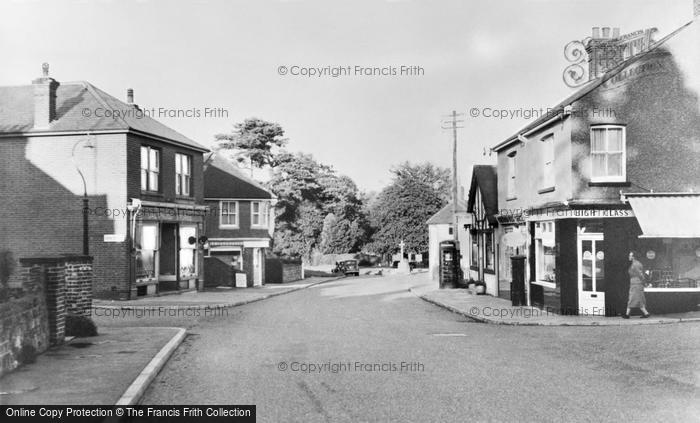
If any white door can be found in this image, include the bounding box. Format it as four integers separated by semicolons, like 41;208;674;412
578;234;606;316
253;248;263;286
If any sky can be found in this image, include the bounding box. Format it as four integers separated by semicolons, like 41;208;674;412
0;0;695;192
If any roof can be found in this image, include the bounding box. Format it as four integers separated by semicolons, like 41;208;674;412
467;165;499;224
203;152;274;200
426;199;468;225
492;19;697;152
0;80;208;152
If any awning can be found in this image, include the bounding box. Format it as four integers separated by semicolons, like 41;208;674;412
627;194;700;238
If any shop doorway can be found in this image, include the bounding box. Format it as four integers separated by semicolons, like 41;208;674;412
578;233;606;315
252;248;263;286
159;222;179;291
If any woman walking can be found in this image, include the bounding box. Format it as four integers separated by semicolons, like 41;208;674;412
623;251;651;319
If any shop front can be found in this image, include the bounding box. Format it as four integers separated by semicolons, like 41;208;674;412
131;201;207;297
524;199;700;316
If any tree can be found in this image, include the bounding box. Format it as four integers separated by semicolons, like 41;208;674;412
214;118;287;174
269;153;368;261
367;162;450;257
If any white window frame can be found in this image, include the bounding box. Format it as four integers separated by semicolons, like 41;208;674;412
533;220;556;289
251;201;268;228
541;134;555;189
175;153;192;196
507;152;517;200
590;125;626;183
141;146;160;192
219;201;239;228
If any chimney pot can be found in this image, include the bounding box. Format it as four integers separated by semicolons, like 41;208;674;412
127;88;134;104
612;27;620;38
602;27;611;38
592;27;601;38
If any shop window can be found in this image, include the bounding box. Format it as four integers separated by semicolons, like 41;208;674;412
535;221;556;285
541;134;554;189
591;126;626;182
175;153;192;196
140;146;160;192
220;201;239;228
485;231;495;271
135;223;158;280
179;225;197;279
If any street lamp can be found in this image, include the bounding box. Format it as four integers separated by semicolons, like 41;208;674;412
72;135;95;255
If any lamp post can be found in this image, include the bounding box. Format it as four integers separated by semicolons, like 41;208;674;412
71;135;95;255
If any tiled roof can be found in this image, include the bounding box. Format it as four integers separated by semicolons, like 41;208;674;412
203;152;274;200
426;199;468;225
467;165;498;224
0;81;208;152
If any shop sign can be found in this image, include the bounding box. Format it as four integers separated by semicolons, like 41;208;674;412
527;208;634;220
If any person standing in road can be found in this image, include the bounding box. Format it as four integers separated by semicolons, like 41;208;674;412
623;251;651;319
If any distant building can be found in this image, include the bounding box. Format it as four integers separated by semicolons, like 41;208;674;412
0;65;209;299
202;153;275;287
426;200;470;282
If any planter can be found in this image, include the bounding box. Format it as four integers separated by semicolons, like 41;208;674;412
475;284;486;295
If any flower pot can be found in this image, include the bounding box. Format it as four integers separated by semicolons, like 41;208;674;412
475;284;486;295
467;282;476;294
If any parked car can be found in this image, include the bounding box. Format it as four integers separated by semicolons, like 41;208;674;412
340;259;360;276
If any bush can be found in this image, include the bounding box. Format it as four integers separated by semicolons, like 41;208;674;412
65;314;98;337
17;343;37;365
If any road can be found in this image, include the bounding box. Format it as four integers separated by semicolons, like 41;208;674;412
132;274;700;422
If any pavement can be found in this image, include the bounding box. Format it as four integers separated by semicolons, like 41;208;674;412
93;276;340;310
408;272;700;326
0;276;340;405
0;326;183;405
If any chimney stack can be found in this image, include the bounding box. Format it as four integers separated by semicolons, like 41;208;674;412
602;27;611;38
586;27;624;80
612;27;620;38
127;88;134;104
592;27;601;38
32;63;59;129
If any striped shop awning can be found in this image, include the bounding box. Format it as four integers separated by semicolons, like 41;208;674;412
626;193;700;238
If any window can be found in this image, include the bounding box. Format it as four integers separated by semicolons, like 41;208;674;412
485;232;495;271
140;146;160;192
179;225;197;278
448;225;454;236
471;232;478;268
175;153;191;196
541;134;554;189
591;126;625;182
134;223;158;280
535;221;556;287
251;201;268;227
507;152;516;199
220;201;239;227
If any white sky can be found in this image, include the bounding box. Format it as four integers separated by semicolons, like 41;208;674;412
0;0;694;192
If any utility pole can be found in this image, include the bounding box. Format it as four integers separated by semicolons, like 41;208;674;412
441;111;464;241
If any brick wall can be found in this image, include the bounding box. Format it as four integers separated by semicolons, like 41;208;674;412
265;258;303;283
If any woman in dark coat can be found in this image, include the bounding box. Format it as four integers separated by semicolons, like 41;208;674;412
623;251;651;319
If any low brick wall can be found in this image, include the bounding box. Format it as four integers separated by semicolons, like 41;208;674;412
0;255;92;376
265;258;303;283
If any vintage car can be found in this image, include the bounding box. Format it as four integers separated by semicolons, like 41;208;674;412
332;259;360;276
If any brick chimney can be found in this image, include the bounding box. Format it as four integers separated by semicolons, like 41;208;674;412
586;27;623;80
32;63;59;129
127;88;134;104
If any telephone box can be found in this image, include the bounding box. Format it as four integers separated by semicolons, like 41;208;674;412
439;240;461;289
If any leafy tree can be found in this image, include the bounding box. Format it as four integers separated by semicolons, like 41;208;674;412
367;162;450;257
214;118;287;173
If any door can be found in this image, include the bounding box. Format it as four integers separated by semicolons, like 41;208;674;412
578;233;606;316
159;223;179;291
253;248;263;286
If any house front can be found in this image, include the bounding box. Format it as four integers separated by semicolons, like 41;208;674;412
203;153;275;287
466;166;500;297
491;10;700;315
0;65;209;299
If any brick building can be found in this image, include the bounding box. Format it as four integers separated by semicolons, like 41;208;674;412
488;5;700;315
202;152;275;287
0;65;209;299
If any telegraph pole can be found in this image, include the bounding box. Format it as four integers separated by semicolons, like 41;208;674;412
441;111;464;241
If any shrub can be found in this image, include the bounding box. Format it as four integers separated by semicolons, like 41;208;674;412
65;314;98;337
